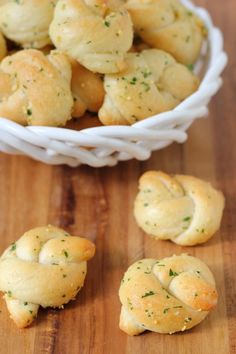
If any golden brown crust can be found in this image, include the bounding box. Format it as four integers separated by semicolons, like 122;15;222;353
0;31;7;61
71;59;105;117
134;171;225;246
0;49;74;126
0;0;57;48
126;0;206;64
49;0;133;73
99;49;199;125
0;225;95;328
119;254;218;335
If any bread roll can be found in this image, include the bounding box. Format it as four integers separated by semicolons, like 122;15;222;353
134;171;225;246
49;0;133;74
0;0;57;48
119;254;218;335
0;49;73;126
99;49;199;125
126;0;206;64
0;225;95;328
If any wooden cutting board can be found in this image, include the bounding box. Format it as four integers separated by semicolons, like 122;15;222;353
0;0;235;353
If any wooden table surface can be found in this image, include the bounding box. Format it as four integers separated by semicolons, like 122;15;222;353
0;0;235;353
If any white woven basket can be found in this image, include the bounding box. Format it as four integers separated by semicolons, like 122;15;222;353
0;0;227;167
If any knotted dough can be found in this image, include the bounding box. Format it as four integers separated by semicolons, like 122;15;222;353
0;0;58;49
125;0;206;65
0;225;95;328
0;49;74;126
49;0;133;74
99;49;199;125
134;171;225;246
119;254;218;335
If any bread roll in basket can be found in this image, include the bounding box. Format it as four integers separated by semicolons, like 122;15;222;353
0;0;227;167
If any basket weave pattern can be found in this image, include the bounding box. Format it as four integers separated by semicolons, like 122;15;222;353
0;0;227;167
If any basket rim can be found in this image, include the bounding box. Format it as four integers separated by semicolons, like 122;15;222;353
0;0;228;138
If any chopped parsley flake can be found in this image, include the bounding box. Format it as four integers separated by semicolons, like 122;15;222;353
10;243;16;252
169;269;178;277
141;291;156;298
142;70;152;78
186;63;194;71
130;77;137;85
26;108;32;116
141;81;151;92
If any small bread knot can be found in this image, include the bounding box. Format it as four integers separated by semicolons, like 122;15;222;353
0;0;57;49
0;49;74;126
0;225;95;328
119;254;218;335
125;0;206;64
49;0;133;73
98;49;199;125
134;171;225;246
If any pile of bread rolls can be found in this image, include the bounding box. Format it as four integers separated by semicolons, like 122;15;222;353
0;0;206;127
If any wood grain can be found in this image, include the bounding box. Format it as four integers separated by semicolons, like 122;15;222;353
0;0;235;353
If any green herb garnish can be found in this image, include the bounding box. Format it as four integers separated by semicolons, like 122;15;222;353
186;63;194;71
141;291;156;298
10;243;16;251
26;108;32;116
169;269;178;277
